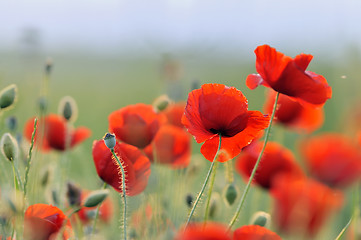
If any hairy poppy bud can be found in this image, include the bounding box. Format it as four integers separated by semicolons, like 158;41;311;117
37;96;48;112
153;94;171;112
223;183;238;206
58;96;78;122
103;133;116;150
0;133;18;162
0;84;17;110
250;211;271;228
66;182;82;207
5;116;18;132
185;194;193;208
209;193;220;219
45;57;53;75
83;189;109;208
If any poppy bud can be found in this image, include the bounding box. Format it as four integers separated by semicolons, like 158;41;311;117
222;183;238;206
37;96;48;112
83;189;109;208
103;133;116;150
209;193;220;219
58;96;78;122
185;194;193;208
0;84;17;110
66;182;82;207
250;211;271;228
45;57;53;75
0;133;19;162
152;94;171;112
5;116;18;132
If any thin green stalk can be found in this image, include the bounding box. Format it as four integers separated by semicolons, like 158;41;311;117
111;149;127;240
11;161;23;192
225;159;234;184
203;160;219;223
185;135;222;229
228;92;279;230
90;182;108;237
335;217;352;240
24;118;37;199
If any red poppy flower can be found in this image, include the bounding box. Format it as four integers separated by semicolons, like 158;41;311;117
24;114;91;151
92;140;151;196
233;225;281;240
76;190;113;224
246;44;332;107
236;141;303;189
271;175;343;237
150;125;191;168
175;222;232;240
264;90;324;132
163;102;186;128
301;133;361;188
108;103;166;149
182;83;270;162
24;203;72;240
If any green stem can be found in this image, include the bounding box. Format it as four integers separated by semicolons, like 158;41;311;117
111;149;127;240
228;92;279;230
24;118;37;200
12;161;22;192
90;182;108;237
185;135;222;229
203;160;219;223
225;159;234;184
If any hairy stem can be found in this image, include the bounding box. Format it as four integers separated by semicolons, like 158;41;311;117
228;92;279;229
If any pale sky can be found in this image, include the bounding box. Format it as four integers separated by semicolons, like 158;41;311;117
0;0;360;55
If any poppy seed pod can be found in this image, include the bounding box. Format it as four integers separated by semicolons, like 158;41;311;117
103;133;116;150
58;96;78;122
250;211;271;228
0;133;18;162
0;84;17;110
152;94;171;112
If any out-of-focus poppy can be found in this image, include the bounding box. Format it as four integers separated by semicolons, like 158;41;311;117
271;175;343;237
24;203;72;240
233;225;281;240
264;90;324;132
174;222;232;240
246;44;332;107
150;125;191;168
182;83;269;162
108;103;166;149
24;114;91;151
301;133;361;188
163;102;186;128
92;140;151;196
236;141;303;189
76;190;113;224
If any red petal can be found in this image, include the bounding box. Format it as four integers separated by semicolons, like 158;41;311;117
109;104;166;149
236;141;303;189
255;44;291;85
71;127;91;148
245;74;264;90
175;222;232;240
92;140;151;196
201;111;270;162
24;204;71;240
153;125;191;168
233;225;281;240
271;175;343;236
301;134;361;187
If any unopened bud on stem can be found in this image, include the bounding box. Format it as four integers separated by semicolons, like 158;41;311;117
103;133;116;150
